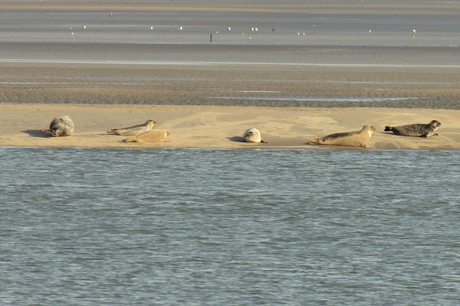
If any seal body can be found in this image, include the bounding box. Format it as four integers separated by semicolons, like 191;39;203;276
106;120;156;136
40;115;74;137
125;130;170;143
384;120;441;137
242;127;267;143
310;125;376;148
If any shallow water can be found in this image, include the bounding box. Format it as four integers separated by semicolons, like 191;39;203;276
1;147;460;305
2;4;460;47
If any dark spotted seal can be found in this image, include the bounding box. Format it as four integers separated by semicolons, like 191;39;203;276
242;127;267;143
106;120;156;136
40;115;74;137
384;120;441;137
310;125;376;148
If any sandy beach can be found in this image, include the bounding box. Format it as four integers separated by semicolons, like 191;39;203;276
1;1;460;150
0;103;458;150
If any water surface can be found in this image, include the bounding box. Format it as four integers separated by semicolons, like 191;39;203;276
1;148;459;305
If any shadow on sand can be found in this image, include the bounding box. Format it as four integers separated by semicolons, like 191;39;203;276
22;130;50;138
227;136;244;142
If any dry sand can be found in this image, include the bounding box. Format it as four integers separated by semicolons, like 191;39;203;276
1;103;459;150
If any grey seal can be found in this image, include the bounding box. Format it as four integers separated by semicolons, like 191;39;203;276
384;120;441;137
106;120;156;136
40;115;74;137
242;127;267;143
310;125;376;148
124;130;170;143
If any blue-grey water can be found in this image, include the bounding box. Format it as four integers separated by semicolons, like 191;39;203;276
1;147;460;305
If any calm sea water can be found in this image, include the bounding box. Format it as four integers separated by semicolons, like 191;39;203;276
1;147;460;305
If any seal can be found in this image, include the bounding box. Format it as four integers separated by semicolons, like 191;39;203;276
384;120;441;137
242;127;267;143
40;115;74;137
106;120;156;136
310;125;376;148
124;130;170;143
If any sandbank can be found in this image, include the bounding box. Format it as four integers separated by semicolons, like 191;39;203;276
0;103;458;150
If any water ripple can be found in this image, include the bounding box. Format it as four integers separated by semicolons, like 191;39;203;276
1;148;460;305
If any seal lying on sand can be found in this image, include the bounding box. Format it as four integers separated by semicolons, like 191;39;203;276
242;127;267;143
124;130;170;143
384;120;441;137
310;125;376;148
40;115;74;137
106;120;156;136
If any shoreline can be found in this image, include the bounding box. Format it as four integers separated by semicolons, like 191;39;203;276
1;103;459;150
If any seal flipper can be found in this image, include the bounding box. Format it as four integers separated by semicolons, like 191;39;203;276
40;129;52;135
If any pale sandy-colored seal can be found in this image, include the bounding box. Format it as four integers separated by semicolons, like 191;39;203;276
40;115;74;137
310;125;376;148
124;130;170;143
242;127;267;143
384;120;441;137
106;120;156;136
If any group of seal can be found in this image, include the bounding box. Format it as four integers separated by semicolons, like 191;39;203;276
309;120;441;148
107;120;169;142
40;115;441;148
40;116;170;143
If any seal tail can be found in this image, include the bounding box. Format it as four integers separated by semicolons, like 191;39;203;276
309;138;320;145
384;126;393;131
106;128;117;133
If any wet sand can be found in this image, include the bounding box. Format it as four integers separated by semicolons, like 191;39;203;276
1;62;460;109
